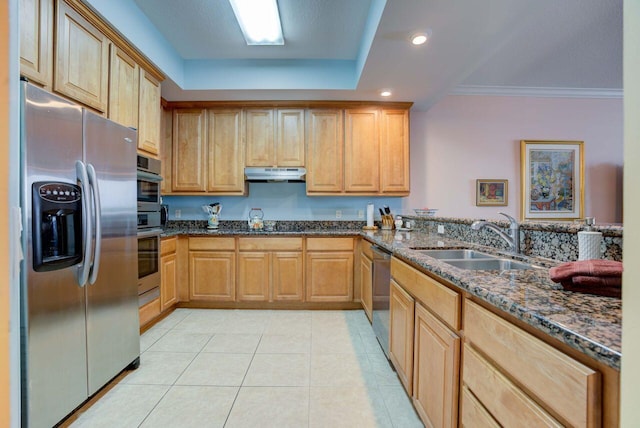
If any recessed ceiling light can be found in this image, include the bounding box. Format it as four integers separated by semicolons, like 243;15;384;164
380;90;392;97
229;0;284;45
410;32;429;46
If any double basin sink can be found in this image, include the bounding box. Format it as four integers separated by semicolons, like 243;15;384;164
412;248;540;271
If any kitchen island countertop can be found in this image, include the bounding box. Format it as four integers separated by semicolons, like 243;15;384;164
162;226;622;369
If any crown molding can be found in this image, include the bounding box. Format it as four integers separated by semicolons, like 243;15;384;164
451;85;623;99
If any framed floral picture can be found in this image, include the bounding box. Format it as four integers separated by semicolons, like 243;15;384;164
520;140;584;220
476;179;508;206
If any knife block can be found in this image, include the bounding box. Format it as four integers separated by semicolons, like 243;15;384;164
381;215;395;230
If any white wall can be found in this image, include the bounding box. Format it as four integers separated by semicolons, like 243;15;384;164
405;95;623;223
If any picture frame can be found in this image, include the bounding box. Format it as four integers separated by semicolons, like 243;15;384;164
520;140;584;220
476;179;508;206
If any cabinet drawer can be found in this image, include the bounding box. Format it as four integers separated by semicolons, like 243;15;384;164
161;237;177;255
360;240;374;259
463;344;562;427
464;300;600;428
391;258;460;330
460;386;499;428
238;237;303;251
307;237;354;251
188;237;236;251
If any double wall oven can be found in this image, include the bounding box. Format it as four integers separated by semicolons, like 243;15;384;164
137;154;163;307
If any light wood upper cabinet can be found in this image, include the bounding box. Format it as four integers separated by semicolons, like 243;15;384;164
108;45;139;129
306;109;344;194
276;109;305;166
245;108;305;167
138;69;162;157
55;0;109;113
380;109;410;193
413;302;460;428
20;0;53;88
207;109;245;193
160;106;173;194
172;109;207;192
245;109;274;166
344;108;379;193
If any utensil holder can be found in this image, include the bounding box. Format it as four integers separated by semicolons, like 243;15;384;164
381;215;395;230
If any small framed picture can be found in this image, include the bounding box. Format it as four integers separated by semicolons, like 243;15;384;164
476;179;508;206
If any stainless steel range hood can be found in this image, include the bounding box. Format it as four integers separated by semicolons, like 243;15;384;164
244;167;306;182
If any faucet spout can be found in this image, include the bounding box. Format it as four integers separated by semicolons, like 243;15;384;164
471;212;520;253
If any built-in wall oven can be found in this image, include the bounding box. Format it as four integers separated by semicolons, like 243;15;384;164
137;154;163;307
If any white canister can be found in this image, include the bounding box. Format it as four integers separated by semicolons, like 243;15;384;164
578;231;602;260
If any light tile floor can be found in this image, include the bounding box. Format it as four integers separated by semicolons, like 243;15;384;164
70;309;424;427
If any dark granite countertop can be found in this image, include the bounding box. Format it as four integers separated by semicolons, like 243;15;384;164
162;225;622;370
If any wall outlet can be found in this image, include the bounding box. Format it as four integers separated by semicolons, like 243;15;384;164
175;209;181;219
437;225;445;234
335;210;342;219
357;210;364;219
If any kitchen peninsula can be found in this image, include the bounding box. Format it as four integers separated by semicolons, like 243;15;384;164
151;217;621;427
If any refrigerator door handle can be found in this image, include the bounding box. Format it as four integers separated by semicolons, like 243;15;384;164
87;163;102;285
76;160;92;287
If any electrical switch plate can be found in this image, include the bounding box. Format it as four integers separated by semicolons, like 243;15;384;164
336;210;342;219
437;225;445;234
175;209;181;219
358;210;364;218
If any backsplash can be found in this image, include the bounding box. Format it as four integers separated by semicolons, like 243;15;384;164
405;216;623;262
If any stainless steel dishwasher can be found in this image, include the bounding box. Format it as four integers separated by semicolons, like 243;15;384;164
371;245;392;359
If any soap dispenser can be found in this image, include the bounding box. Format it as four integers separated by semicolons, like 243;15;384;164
577;217;602;260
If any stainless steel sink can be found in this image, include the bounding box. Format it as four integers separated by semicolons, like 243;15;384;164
414;249;498;260
443;258;537;270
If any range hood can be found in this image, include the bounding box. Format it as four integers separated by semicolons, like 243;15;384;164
244;167;306;182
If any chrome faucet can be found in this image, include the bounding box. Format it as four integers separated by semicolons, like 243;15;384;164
471;212;521;254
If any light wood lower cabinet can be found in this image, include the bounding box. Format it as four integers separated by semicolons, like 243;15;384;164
305;237;354;302
188;237;236;301
272;252;304;301
463;299;601;428
359;245;373;321
160;237;177;312
389;279;415;394
413;302;460;428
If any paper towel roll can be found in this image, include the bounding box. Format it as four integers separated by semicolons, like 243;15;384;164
578;231;602;260
366;203;374;227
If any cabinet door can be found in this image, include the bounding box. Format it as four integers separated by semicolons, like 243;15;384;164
55;0;109;112
276;109;305;166
413;303;460;428
344;108;379;193
138;69;162;157
160;106;173;194
172;109;207;192
108;45;139;129
272;252;304;301
238;252;270;301
20;0;53;88
207;109;245;193
245;109;274;166
306;109;344;193
380;109;409;194
389;279;414;394
160;253;177;311
360;253;373;321
189;251;235;301
306;252;353;302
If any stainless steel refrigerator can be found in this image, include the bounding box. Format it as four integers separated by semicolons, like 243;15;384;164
20;81;140;428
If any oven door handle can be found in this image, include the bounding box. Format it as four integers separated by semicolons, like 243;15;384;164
137;228;163;239
87;163;101;285
137;170;163;182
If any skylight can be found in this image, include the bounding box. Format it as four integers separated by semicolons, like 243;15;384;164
229;0;284;45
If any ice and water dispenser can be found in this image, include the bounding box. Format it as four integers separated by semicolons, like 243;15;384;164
31;182;83;272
